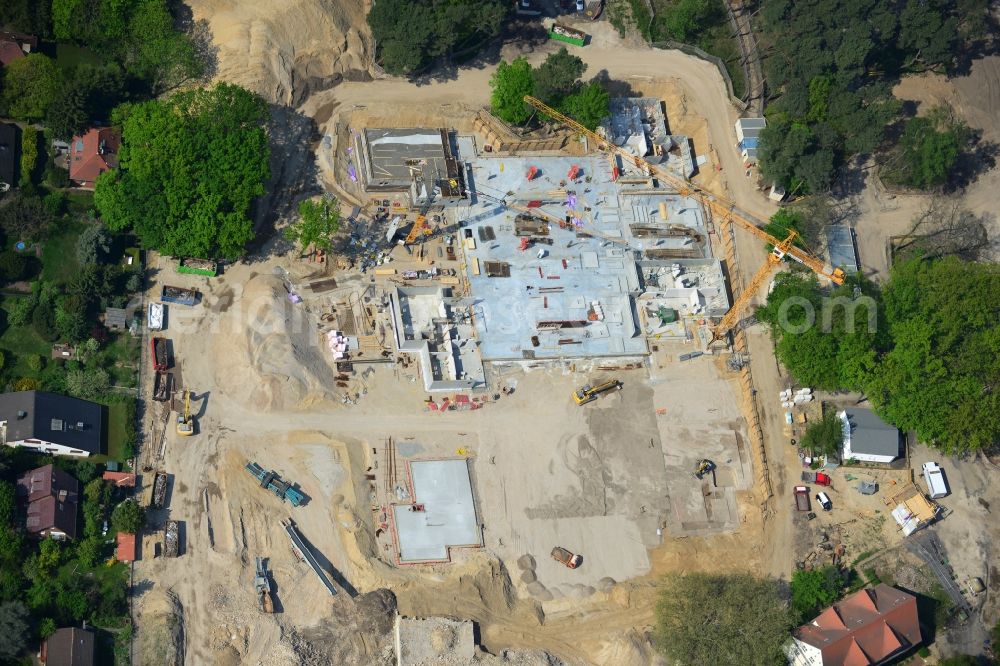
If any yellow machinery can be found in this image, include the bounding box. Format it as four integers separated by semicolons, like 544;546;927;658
572;378;622;405
521;96;846;343
403;215;431;244
176;389;194;436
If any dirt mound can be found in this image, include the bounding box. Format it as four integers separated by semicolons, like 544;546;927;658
187;0;372;106
134;589;185;665
212;274;338;411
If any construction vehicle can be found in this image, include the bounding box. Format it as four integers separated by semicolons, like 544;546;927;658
254;557;274;613
245;461;306;506
282;518;338;596
176;389;194;436
801;471;832;487
551;546;583;569
695;459;716;480
403;215;432;244
521;96;846;344
572;378;622;405
794;486;811;512
160;284;198;306
150;337;169;372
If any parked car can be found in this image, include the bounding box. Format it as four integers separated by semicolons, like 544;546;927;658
815;491;833;511
576;0;585;10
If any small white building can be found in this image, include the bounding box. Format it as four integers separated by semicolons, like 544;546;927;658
839;408;902;464
735;117;767;164
0;391;103;457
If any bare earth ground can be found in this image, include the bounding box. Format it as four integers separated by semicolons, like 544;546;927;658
134;3;1000;664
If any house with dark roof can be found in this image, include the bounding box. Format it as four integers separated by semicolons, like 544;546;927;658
42;626;95;666
0;32;37;66
16;464;79;540
0;391;103;457
787;584;922;666
839;409;903;464
69;127;120;189
0;122;19;189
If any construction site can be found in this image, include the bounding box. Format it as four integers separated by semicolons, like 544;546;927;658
122;10;925;665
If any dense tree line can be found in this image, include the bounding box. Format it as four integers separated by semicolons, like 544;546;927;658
757;257;999;454
94;83;271;259
490;49;611;130
0;0;201;138
367;0;509;76
757;0;991;193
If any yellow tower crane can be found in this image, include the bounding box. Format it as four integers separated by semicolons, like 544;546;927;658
521;95;846;343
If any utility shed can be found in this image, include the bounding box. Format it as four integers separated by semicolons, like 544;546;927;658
839;408;902;464
826;225;860;273
735;118;766;164
392;459;482;563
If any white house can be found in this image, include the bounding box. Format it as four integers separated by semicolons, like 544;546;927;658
839;408;902;464
0;391;103;457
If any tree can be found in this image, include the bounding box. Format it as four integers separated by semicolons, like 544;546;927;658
0;600;30;660
801;412;844;458
1;53;61;121
32;301;59;342
657;0;723;43
38;617;57;639
66;368;110;400
866;257;1000;454
84;478;110;506
94;83;271;259
0;481;14;525
111;500;145;533
284;197;341;252
490;58;535;125
884;107;968;190
46;64;127;141
0;194;55;241
125;0;201;93
560;81;611;131
0;251;29;283
937;657;978;666
533;48;586;109
76;224;114;266
655;573;793;666
894;199;989;261
791;566;843;621
20;126;38;187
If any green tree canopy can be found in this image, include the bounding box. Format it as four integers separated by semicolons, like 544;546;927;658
532;48;586;109
801;412;845;458
368;0;509;76
561;81;611;131
0;601;30;660
490;58;534;125
657;0;723;43
1;53;61;121
284;197;341;252
95;83;271;259
791;566;843;622
655;572;793;666
884;107;968;190
111;500;145;533
46;64;127;141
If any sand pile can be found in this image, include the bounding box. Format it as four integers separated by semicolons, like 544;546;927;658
187;0;372;106
134;589;185;665
212;274;338;411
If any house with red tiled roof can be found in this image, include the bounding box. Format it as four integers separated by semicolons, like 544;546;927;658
0;32;37;66
68;127;120;189
787;584;922;666
15;464;79;540
116;532;136;562
102;471;136;487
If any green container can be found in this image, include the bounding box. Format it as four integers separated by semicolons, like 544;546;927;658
549;25;586;47
177;259;217;277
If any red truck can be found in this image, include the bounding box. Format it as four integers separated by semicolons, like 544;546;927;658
151;337;169;371
794;486;811;512
551;546;582;569
801;471;832;486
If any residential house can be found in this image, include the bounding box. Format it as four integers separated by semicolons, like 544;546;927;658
0;32;37;66
839;408;903;464
0;122;19;189
68;127;120;189
16;464;80;540
116;532;136;562
787;584;922;666
42;627;95;666
0;390;103;457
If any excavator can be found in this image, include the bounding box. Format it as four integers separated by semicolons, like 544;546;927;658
521;96;846;344
176;389;194;436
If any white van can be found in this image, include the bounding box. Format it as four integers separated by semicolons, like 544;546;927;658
922;462;950;499
815;492;832;511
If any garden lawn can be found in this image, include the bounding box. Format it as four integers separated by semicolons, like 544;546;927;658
105;401;130;461
42;218;86;286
